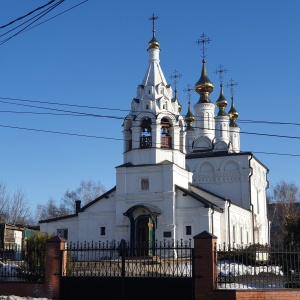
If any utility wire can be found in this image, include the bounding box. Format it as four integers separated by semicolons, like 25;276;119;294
22;0;88;33
0;0;88;45
0;122;299;158
0;96;129;112
0;0;65;45
0;124;122;141
0;0;55;29
1;96;300;126
0;1;60;39
2;100;300;141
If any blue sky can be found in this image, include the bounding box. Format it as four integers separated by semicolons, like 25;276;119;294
0;0;300;215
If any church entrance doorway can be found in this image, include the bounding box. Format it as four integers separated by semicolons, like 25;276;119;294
135;215;154;256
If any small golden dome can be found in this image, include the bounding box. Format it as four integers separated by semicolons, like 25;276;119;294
185;101;195;130
178;102;182;113
148;36;160;50
194;59;214;95
228;97;239;127
216;84;228;116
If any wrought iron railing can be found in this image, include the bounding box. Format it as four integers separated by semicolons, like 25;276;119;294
140;136;152;148
0;244;45;282
63;240;193;278
216;243;300;289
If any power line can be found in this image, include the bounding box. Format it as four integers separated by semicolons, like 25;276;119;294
0;96;129;112
0;100;124;120
0;0;56;29
1;96;300;126
2;100;300;141
0;0;88;46
0;0;65;45
0;124;122;141
0;122;300;158
22;0;88;34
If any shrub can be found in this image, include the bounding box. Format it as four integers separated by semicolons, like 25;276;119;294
24;232;53;281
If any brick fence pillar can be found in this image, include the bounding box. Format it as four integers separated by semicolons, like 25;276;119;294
194;231;218;300
44;236;66;299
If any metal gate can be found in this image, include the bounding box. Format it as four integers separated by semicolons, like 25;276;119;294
60;240;194;300
60;277;194;300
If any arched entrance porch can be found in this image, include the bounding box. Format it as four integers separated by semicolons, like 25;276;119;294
123;204;161;255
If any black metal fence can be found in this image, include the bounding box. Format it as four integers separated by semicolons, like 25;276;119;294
0;243;45;282
64;240;193;278
216;243;300;289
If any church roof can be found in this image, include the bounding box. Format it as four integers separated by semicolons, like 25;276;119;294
176;185;223;213
39;186;117;224
186;151;269;171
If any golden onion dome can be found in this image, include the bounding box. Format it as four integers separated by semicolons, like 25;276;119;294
228;97;239;127
148;36;160;50
216;84;228;116
178;101;182;113
185;101;195;129
194;59;214;95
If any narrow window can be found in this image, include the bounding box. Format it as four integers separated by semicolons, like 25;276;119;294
141;178;149;190
146;104;149;109
257;191;260;214
240;227;243;244
232;225;235;243
186;226;192;235
100;227;106;236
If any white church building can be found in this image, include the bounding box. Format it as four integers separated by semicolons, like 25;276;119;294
39;19;269;246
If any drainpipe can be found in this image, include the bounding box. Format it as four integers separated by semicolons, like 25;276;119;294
248;154;255;244
266;169;270;244
227;200;231;246
211;206;214;235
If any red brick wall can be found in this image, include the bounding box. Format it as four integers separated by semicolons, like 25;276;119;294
235;290;300;300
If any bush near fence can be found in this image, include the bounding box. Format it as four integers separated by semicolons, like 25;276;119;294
0;239;47;282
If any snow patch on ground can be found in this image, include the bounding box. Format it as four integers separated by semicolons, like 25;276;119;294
0;297;50;300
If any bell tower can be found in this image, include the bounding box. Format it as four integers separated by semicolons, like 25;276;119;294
123;14;186;168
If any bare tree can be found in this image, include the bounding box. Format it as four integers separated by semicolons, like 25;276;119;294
268;180;300;243
0;183;10;223
61;180;106;212
36;197;70;221
37;180;106;221
8;188;31;225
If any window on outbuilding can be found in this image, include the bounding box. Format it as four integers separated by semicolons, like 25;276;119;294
57;229;68;240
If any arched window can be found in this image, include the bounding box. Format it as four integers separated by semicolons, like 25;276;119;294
140;117;152;148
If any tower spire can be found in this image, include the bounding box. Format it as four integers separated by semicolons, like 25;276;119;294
226;79;239;127
196;33;211;60
170;70;182;112
194;33;214;103
148;13;160;50
215;64;228;116
184;84;195;130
